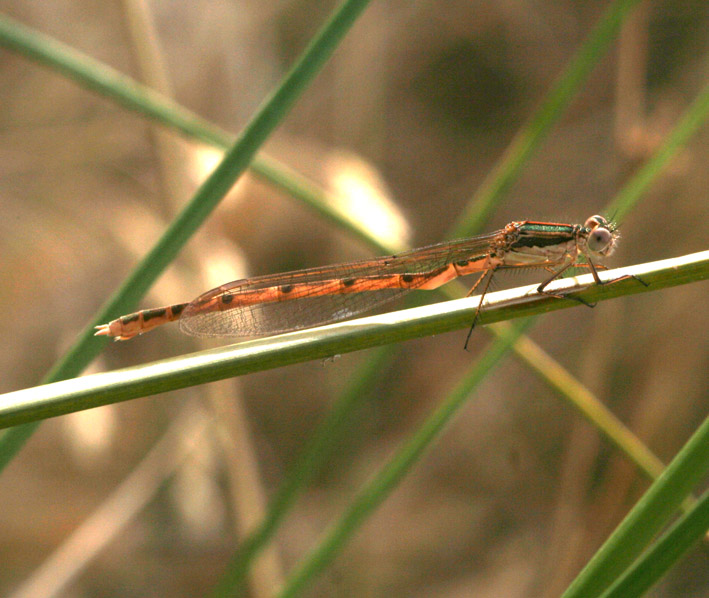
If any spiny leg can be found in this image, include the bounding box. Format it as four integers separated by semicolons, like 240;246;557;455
463;267;497;350
535;261;598;308
536;258;648;310
585;259;649;288
561;259;647;287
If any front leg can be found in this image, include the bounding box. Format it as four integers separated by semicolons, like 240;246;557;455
571;258;649;289
536;260;596;307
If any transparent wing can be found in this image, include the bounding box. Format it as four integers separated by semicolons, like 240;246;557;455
179;288;406;337
179;232;500;337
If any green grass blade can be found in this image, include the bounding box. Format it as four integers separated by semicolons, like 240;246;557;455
0;252;705;430
598;489;709;598
562;415;709;598
0;0;374;470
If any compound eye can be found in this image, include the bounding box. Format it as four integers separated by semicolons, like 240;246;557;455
587;227;612;254
584;215;607;229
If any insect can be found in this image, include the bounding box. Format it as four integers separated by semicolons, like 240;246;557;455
95;215;623;343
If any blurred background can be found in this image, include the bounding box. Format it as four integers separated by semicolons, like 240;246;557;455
0;0;707;596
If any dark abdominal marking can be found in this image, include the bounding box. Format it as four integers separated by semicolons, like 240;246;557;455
142;308;167;322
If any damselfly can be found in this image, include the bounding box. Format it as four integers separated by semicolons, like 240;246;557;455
95;215;626;343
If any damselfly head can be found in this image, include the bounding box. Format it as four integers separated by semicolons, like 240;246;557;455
583;215;618;257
